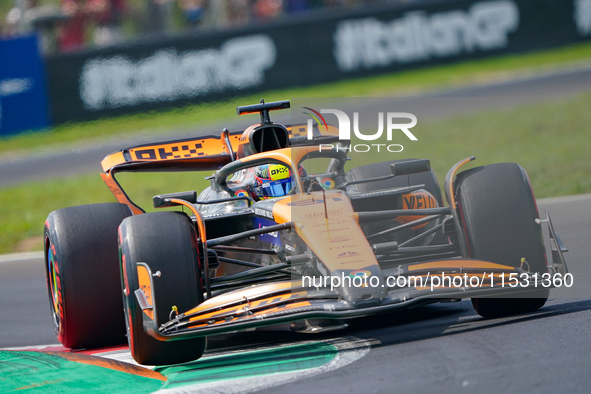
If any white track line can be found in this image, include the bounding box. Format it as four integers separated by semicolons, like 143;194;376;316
155;336;372;394
0;251;44;264
1;337;373;393
0;344;62;351
537;193;591;206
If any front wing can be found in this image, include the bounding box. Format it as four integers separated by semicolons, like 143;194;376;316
133;258;552;342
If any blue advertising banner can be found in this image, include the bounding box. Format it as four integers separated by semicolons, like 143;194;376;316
0;35;49;136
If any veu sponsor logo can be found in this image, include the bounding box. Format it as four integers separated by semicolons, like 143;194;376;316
402;193;438;209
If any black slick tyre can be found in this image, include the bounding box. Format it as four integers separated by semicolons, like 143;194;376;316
454;163;548;318
119;211;206;365
44;203;132;349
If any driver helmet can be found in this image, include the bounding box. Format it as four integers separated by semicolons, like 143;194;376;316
254;164;293;199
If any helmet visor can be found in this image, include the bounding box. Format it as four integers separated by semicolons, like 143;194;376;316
260;177;292;198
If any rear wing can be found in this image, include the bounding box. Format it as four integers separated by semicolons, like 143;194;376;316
101;131;240;174
101;125;340;174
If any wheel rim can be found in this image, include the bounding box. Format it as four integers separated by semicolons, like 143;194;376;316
119;245;131;337
46;242;61;331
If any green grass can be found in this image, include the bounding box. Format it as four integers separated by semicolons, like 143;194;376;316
2;94;590;254
0;171;208;254
346;94;591;198
2;40;591;156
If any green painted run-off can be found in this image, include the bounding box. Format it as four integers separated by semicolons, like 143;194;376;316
0;351;161;393
1;341;337;392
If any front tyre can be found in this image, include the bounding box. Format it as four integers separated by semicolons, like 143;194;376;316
119;211;206;365
44;203;132;349
455;163;548;318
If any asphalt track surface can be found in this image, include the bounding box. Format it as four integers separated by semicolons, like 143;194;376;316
0;194;590;393
1;67;591;392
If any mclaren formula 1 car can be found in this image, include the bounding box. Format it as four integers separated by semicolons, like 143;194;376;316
44;100;568;365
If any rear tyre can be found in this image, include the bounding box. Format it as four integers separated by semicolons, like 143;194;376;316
119;211;206;365
44;203;132;348
454;163;548;319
